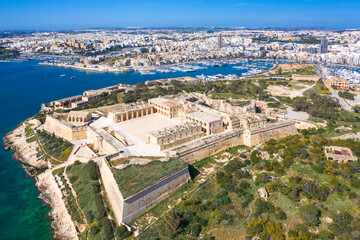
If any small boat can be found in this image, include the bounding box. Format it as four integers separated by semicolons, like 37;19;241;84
60;74;66;77
70;69;77;79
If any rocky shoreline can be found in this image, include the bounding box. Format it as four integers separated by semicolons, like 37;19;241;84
3;122;78;240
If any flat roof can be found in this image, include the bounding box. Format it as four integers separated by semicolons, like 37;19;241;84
186;111;221;123
149;97;178;108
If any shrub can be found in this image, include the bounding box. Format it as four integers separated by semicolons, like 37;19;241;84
86;161;98;180
299;204;321;227
256;173;270;183
116;226;132;240
214;191;231;207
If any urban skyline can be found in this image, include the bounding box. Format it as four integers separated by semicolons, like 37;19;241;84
1;0;360;30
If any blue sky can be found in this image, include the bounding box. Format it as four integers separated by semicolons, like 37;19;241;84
0;0;359;30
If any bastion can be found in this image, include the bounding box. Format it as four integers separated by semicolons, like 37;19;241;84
98;157;190;224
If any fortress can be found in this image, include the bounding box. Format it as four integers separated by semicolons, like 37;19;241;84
43;92;298;226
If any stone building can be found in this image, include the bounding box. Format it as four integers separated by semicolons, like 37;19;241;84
325;146;358;163
67;111;92;123
44;116;88;141
148;97;182;118
87;126;127;155
49;95;83;108
108;104;155;123
326;76;350;90
185;110;223;135
239;114;267;129
147;122;204;150
243;120;298;146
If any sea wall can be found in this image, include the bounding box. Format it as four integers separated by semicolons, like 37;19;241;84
121;166;190;224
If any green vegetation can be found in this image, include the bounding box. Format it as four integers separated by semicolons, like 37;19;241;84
33;113;47;124
339;91;355;100
137;132;360;239
303;79;330;95
288;92;360;122
75;77;272;110
0;46;20;56
67;161;132;240
75;92;120;110
111;158;187;198
53;168;85;225
38;131;73;161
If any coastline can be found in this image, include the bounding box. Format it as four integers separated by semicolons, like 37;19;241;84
39;61;138;73
3;122;78;240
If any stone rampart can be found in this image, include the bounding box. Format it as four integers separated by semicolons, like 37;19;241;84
44;116;87;141
173;129;245;164
98;159;190;225
98;158;124;225
121;166;190;224
243;120;298;146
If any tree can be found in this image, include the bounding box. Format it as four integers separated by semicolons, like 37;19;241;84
256;172;270;183
299;204;321;227
164;211;182;234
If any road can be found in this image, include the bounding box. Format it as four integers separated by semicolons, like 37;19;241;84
315;64;352;111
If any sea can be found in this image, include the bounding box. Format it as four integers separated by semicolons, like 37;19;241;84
0;59;275;239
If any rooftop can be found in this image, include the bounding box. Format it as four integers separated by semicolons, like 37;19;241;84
186;110;222;123
149;97;179;108
148;122;200;137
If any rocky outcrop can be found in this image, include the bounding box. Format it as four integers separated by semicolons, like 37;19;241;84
3;122;78;240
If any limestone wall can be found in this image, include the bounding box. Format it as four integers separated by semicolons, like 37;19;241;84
99;158;190;225
243;120;298;146
44;116;73;141
190;92;255;115
174;129;245;164
121;166;190;224
44;116;87;141
71;127;88;140
173;121;298;163
98;158;124;225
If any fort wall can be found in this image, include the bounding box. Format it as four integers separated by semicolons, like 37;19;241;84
173;129;245;164
121;166;190;224
243;120;298;146
44;116;87;141
98;158;124;225
98;158;190;225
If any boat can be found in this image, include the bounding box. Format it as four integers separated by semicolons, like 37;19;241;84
60;74;66;77
140;70;155;75
70;69;77;79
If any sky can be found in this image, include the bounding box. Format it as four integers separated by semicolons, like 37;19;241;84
0;0;359;30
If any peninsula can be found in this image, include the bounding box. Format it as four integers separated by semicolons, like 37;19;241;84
4;63;360;240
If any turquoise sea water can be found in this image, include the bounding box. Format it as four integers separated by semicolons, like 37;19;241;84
0;60;275;239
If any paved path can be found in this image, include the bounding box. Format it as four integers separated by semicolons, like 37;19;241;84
273;97;309;121
316;64;352;111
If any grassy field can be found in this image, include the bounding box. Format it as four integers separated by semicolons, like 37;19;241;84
67;161;115;240
111;158;187;199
